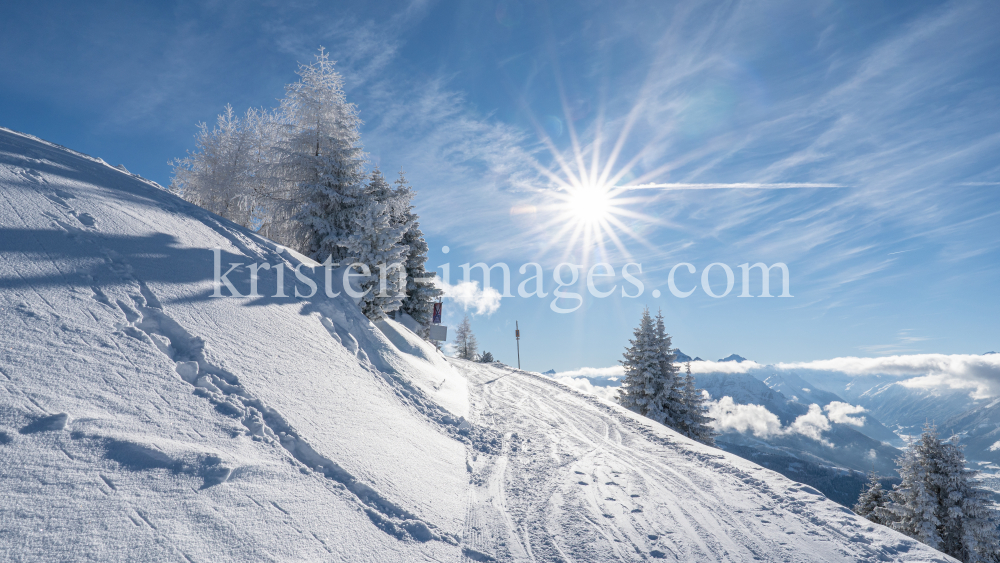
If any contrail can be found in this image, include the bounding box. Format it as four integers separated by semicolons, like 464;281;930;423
621;182;846;190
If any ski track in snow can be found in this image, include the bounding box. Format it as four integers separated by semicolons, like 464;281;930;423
0;127;958;562
455;362;952;562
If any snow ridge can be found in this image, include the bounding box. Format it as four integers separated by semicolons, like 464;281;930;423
52;195;459;544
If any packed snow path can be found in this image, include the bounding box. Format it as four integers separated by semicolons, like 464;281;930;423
0;127;954;562
455;361;951;562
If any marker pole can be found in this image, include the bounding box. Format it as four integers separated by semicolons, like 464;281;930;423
515;321;521;370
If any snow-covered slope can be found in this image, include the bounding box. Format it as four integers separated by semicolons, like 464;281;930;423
0;127;955;561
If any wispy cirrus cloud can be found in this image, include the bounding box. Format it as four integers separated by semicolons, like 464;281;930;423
623;183;845;191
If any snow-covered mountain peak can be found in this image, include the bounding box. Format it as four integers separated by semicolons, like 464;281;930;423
718;353;748;363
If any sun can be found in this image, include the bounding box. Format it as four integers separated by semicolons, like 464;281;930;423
535;177;653;263
513;88;664;262
564;185;613;225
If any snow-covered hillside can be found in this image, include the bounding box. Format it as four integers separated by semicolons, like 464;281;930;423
0;127;955;561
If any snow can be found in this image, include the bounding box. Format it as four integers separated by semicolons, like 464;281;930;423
0;127;957;561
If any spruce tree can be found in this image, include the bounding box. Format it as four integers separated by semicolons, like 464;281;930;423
647;310;684;427
880;427;948;549
338;170;409;321
854;472;891;525
679;362;716;446
281;48;367;262
935;433;1000;563
877;424;1000;562
393;170;442;332
617;308;662;417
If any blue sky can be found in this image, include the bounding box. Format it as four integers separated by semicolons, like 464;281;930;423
2;0;999;371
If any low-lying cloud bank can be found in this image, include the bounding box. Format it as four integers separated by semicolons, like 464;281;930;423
559;353;1000;398
555;366;624;378
708;398;864;446
777;354;1000;399
549;376;621;403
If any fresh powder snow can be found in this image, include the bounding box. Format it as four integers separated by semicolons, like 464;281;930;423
0;127;955;561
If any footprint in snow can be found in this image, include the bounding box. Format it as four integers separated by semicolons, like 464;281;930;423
19;413;70;434
74;212;96;227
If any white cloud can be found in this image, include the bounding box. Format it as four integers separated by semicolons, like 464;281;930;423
708;396;783;438
550;376;621;404
777;353;1000;399
707;397;851;446
687;360;762;374
789;404;832;445
555;366;625;378
434;278;501;317
823;401;866;426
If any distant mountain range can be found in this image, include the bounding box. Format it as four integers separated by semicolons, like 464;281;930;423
672;350;747;363
673;349;704;362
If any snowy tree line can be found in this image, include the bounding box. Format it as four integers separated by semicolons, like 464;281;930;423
170;49;441;325
854;425;1000;562
616;308;715;445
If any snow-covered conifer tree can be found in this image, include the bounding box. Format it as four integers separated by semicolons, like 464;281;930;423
880;428;946;550
281;48;367;262
679;362;715;446
646;310;684;427
393;170;441;331
617;309;662;417
934;432;1000;563
854;472;891;525
878;424;1000;562
338;169;409;321
454;316;478;361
